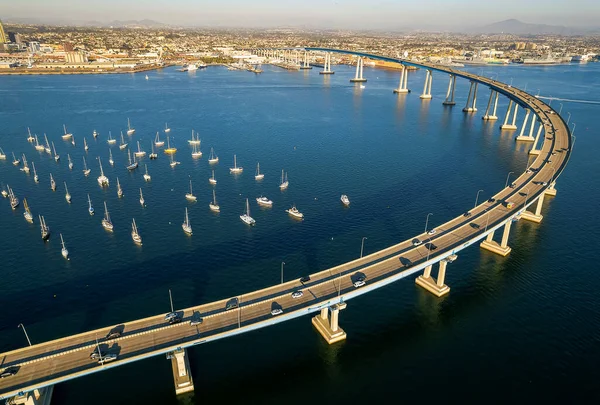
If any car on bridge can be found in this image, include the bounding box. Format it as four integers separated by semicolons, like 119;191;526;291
169;315;182;325
412;238;422;246
425;242;437;251
300;275;311;283
98;353;117;364
0;366;19;378
226;297;239;310
291;290;303;299
165;312;178;321
353;273;366;288
427;229;437;235
463;211;472;218
487;198;496;203
106;330;121;340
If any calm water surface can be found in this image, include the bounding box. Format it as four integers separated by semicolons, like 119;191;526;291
0;62;599;404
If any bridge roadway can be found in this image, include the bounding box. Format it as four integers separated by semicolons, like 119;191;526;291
0;50;572;399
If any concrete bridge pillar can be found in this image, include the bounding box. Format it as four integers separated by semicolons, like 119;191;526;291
521;193;545;223
168;348;194;395
482;90;499;120
6;387;53;405
300;51;312;69
415;259;451;297
480;220;513;256
529;123;544;155
312;303;347;344
443;74;456;105
320;53;334;75
501;101;518;130
545;182;557;196
463;81;478;112
350;57;367;82
420;70;432;99
394;65;410;93
516;109;535;141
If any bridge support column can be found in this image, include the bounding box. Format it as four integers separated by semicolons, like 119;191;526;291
480;220;513;256
515;109;533;141
6;386;53;405
420;70;432;99
529;123;544;155
320;53;334;75
521;193;545;223
350;57;367;82
442;74;456;105
415;260;451;297
312;304;347;344
300;51;312;69
482;90;499;120
168;348;194;395
501;101;518;130
393;65;410;93
545;182;557;196
463;82;478;112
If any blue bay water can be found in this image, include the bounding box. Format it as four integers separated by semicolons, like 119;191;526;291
0;62;599;404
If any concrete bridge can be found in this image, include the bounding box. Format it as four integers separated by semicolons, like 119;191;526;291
0;49;573;402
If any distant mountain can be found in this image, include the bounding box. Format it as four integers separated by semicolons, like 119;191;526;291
468;19;577;35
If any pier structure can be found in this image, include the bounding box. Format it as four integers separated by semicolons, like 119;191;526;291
415;257;454;297
312;303;348;344
501;100;519;130
350;56;367;82
442;74;456;105
482;90;499;120
393;65;410;93
319;52;334;75
529;123;545;155
419;69;433;99
167;348;194;395
462;81;478;112
300;52;312;69
516;110;536;141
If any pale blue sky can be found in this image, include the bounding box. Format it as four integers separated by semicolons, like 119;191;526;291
3;0;600;29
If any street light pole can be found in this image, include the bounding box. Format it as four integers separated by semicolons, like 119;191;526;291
559;103;563;114
281;261;285;284
474;189;484;209
360;237;368;258
168;289;174;313
571;122;576;137
505;171;514;188
567;112;571;125
18;323;32;347
424;213;433;233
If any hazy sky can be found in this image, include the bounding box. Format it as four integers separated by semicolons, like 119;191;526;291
3;0;600;29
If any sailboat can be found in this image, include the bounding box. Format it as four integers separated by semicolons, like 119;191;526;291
131;218;142;244
164;136;177;154
185;179;197;201
62;124;73;140
126;150;138;170
67;153;73;170
164;123;171;133
286;205;304;219
50;173;56;191
188;130;200;145
209;170;217;185
134;140;146;157
71;135;76;146
117;177;124;198
93;129;98;138
145;74;149;80
102;201;114;231
155;132;165;147
84;137;89;151
119;131;128;150
143;164;151;181
240;198;256;225
27;127;35;143
64;182;72;203
107;131;116;145
126;118;135;135
182;207;192;235
39;215;50;240
191;141;202;158
8;186;19;209
255;162;264;180
229;154;243;173
34;134;45;151
32;161;39;182
52;141;60;161
82;156;91;176
12;152;20;166
208;147;218;164
21;154;30;173
169;153;180;167
0;147;5;160
88;194;95;215
279;170;289;190
109;149;114;166
149;141;157;159
23;198;33;222
60;233;69;260
139;188;145;206
43;134;51;154
209;189;220;212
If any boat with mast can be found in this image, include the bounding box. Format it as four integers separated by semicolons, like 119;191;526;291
64;182;72;203
164;123;171;133
27;127;35;143
185;179;197;201
240;198;255;225
149;141;157;159
126;150;138;171
139;188;145;206
230;154;243;173
134;140;146;157
82;156;91;176
60;233;69;260
34;134;45;151
182;207;192;235
0;147;5;160
191;141;202;158
164;136;177;154
32;161;39;182
88;194;95;215
102;201;114;231
84;137;89;151
107;131;116;145
188;130;200;145
169;153;180;167
52;141;60;161
255;162;264;180
93;129;98;138
279;170;289;190
97;156;109;186
126;118;135;135
208;147;218;164
117;177;123;198
71;134;76;146
50;173;56;191
131;218;142;244
21;154;30;173
256;195;273;207
67;153;73;170
39;215;50;240
119;131;128;150
8;186;19;209
12;152;20;166
109;149;114;166
44;134;51;154
23;198;33;222
286;204;304;219
143;164;151;181
209;190;220;212
209;170;217;185
155;132;165;147
62;124;73;140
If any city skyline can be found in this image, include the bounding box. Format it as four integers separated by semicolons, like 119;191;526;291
3;0;600;30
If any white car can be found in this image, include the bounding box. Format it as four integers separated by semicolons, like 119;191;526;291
165;312;178;321
271;308;283;316
291;291;303;299
427;229;436;235
190;318;203;326
353;280;366;288
98;353;117;364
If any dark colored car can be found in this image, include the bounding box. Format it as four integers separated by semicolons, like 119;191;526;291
425;243;437;251
300;276;311;283
169;316;182;325
488;198;496;203
226;297;239;310
106;331;121;340
0;367;19;378
463;211;472;218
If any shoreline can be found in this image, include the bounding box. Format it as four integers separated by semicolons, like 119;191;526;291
0;62;225;76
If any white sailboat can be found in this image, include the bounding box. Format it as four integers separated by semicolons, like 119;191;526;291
34;134;45;151
229;154;243;173
27;127;35;143
107;131;116;145
169;153;180;167
93;129;98;138
102;201;114;231
82;156;91;176
139;188;145;207
63;181;71;203
185;179;197;201
191;141;202;158
67;153;73;170
84;137;89;151
188;130;200;145
62;124;73;140
145;74;149;80
32;161;39;182
21;154;30;173
209;189;220;212
279;170;289;190
131;218;142;244
255;162;264;180
88;194;95;215
50;173;56;191
155;132;165;147
52;141;60;161
117;177;124;198
182;207;192;235
109;149;114;166
164;136;177;154
149;141;157;159
43;134;51;154
143;164;151;181
0;147;5;160
256;195;273;207
12;152;20;166
208;147;218;164
134;140;146;157
60;233;69;260
240;198;256;225
126;150;138;170
126;118;135;135
71;135;76;146
164;123;171;133
97;156;109;187
119;131;128;150
8;186;19;209
40;215;50;240
286;205;304;219
23;198;33;222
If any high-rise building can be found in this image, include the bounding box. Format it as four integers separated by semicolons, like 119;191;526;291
29;41;41;53
0;20;8;44
8;32;23;44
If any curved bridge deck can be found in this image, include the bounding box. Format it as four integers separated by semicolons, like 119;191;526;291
0;50;572;399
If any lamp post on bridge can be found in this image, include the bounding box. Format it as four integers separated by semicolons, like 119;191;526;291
571;122;576;137
474;189;484;209
360;237;368;258
281;261;285;284
559;103;563;114
18;323;32;347
505;171;514;189
238;296;242;329
168;289;174;313
424;213;433;234
567;112;571;125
